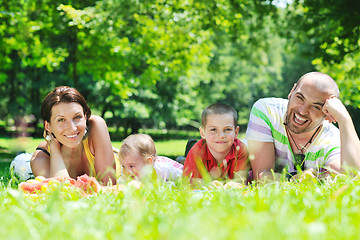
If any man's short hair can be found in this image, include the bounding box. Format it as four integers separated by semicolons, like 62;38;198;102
201;103;238;127
296;72;340;98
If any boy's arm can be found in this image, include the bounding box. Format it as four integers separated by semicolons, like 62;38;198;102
247;140;276;180
182;149;202;179
183;155;204;186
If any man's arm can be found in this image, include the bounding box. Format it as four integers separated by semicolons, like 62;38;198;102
247;140;276;180
323;97;360;170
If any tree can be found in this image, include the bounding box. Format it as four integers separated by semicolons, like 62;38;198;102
283;0;360;131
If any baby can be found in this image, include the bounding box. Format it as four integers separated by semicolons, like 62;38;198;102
119;134;183;182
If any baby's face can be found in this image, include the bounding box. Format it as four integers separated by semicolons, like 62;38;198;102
120;152;147;178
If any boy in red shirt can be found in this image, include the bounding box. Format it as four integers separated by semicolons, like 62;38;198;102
183;103;249;182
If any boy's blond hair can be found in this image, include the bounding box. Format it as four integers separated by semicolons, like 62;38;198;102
119;134;157;160
201;103;238;127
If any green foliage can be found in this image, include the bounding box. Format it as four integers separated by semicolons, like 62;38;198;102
290;0;360;63
1;0;360;132
314;51;360;108
284;0;360;112
0;0;283;130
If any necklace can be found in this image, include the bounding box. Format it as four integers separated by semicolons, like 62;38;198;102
287;125;321;154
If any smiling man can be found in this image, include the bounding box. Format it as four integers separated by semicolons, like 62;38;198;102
246;72;343;180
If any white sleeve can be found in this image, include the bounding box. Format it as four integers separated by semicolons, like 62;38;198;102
154;162;183;181
245;98;275;143
322;123;341;166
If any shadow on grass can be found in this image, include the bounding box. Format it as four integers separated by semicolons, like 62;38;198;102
0;145;16;160
0;160;12;185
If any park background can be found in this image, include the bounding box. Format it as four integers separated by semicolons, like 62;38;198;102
1;0;360;158
1;1;360;239
1;0;360;147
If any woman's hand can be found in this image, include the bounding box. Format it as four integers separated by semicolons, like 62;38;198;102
43;130;61;154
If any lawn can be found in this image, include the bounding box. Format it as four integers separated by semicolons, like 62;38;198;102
0;137;359;239
0;175;359;239
0;137;189;160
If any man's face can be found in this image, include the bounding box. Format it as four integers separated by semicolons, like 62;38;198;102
286;79;332;134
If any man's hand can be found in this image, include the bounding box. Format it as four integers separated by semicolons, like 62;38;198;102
323;97;351;124
290;168;317;183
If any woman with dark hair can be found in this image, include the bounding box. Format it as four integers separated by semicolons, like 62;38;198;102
31;86;120;184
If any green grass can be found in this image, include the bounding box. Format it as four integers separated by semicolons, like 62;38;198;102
0;175;359;239
0;137;41;155
2;136;357;239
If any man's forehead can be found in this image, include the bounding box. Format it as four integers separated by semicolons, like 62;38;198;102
298;76;336;95
294;88;328;106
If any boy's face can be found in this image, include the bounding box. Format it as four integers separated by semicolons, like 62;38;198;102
200;113;239;158
120;152;149;178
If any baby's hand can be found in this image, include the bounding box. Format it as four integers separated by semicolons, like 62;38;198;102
128;180;143;189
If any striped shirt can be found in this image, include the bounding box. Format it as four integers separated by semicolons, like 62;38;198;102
245;98;340;173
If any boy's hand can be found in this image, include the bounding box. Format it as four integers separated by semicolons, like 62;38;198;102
233;170;248;184
224;181;244;189
209;180;223;189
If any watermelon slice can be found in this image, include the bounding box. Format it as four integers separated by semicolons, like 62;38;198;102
18;174;101;195
18;181;43;193
75;174;101;194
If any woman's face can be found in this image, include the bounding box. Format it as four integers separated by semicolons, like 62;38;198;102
45;102;87;148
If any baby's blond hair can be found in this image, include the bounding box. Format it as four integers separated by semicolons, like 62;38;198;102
119;134;156;161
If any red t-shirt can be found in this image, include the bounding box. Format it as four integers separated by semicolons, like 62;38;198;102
183;138;248;180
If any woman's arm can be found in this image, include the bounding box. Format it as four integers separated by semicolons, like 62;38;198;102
30;138;69;178
88;115;116;185
31;141;51;177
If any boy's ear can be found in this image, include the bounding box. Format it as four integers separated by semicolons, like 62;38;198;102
145;156;154;165
199;126;206;139
235;126;239;137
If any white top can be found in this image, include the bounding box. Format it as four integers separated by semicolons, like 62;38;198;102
246;98;341;173
154;156;183;181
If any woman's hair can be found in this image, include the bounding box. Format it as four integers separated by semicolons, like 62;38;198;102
41;86;91;122
119;134;157;160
